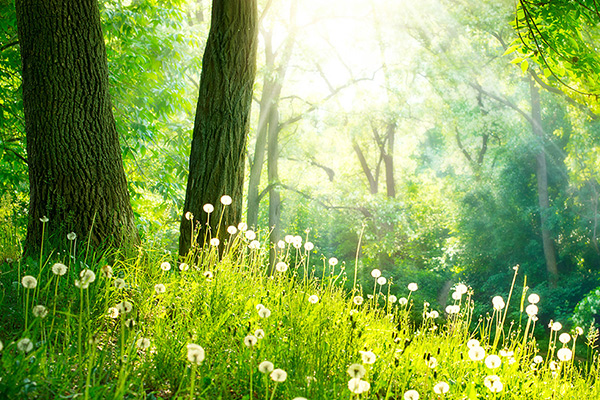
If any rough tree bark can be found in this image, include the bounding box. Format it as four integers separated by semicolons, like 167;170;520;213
16;0;138;253
530;78;559;286
179;0;258;256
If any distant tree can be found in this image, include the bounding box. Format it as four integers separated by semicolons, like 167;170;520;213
179;0;258;256
15;0;138;252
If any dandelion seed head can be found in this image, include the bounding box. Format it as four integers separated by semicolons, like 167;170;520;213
399;297;408;306
427;357;438;368
116;301;133;313
328;257;338;266
407;282;418;292
455;283;468;295
270;368;287;382
575;326;584;335
258;360;274;373
348;378;370;394
404;389;419;400
108;307;119;318
559;333;571;344
22;275;37;289
179;263;190;271
154;283;166;294
452;291;462;300
347;363;366;379
210;238;220;247
388;295;397;304
244;335;258;347
304;242;314;251
433;381;450;394
245;230;256;240
258;307;271;318
160;262;171;271
275;262;288;273
238;222;248;232
446;304;460;314
187;343;205;364
203;203;214;214
220;195;232;205
136;337;151;350
101;265;113;278
277;240;285;249
227;225;238;235
32;305;48;318
255;329;265;339
485;354;502;369
492;296;505;310
353;295;364;305
484;375;503;393
308;295;319;304
370;269;381;278
74;279;89;289
528;293;540;304
551;321;563;331
67;232;77;241
526;304;538;317
533;355;543;364
40;216;49;223
203;270;213;279
17;338;33;353
557;348;572;361
52;263;67;276
185;211;194;220
0;340;3;352
377;276;387;286
359;350;376;364
468;346;486;361
429;310;439;319
249;240;260;249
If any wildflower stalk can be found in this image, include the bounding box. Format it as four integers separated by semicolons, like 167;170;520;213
189;364;197;400
268;382;279;400
493;265;519;352
84;342;96;400
353;224;366;292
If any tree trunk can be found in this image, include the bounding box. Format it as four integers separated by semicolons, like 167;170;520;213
179;0;258;256
384;121;396;198
530;78;558;286
16;0;138;253
352;141;378;194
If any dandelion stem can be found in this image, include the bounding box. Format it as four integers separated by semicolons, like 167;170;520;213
189;364;196;400
353;223;366;292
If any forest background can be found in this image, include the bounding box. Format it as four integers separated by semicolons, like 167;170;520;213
2;0;600;332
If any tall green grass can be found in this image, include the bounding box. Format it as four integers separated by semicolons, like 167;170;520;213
0;210;599;399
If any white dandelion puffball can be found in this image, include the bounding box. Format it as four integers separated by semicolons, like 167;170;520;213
22;275;38;289
74;279;89;289
371;269;381;278
254;329;265;339
179;263;190;271
492;296;505;310
249;240;260;249
533;355;543;364
203;203;214;214
348;378;370;394
399;297;408;306
388;295;397;304
576;326;584;335
485;354;502;369
160;261;171;271
108;307;119;318
304;242;314;251
52;263;67;276
185;211;194;220
359;350;376;364
551;321;563;331
484;375;503;393
244;335;258;347
446;305;460;314
377;276;387;286
467;339;480;349
308;295;319;304
245;230;256;240
67;232;77;241
114;278;126;289
452;291;462;300
40;216;49;223
270;368;287;382
0;340;3;352
220;195;232;205
258;307;271;318
238;222;248;231
404;389;420;400
526;304;538;317
427;357;438;368
353;296;364;305
79;269;96;284
557;348;572;362
275;262;288;273
227;225;238;235
116;301;133;313
528;293;540;304
329;257;338;266
347;363;366;379
136;337;151;350
559;333;571;344
17;338;33;353
277;240;285;249
101;265;113;278
204;271;213;279
468;346;486;361
258;360;274;373
32;305;48;318
429;310;439;319
433;381;450;394
455;283;468;295
285;235;294;244
407;282;418;292
210;238;220;247
187;343;205;365
154;283;166;294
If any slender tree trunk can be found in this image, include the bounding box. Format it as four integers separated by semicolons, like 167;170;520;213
16;0;138;253
179;0;258;256
267;106;281;269
352;141;378;194
384;122;396;198
530;78;558;286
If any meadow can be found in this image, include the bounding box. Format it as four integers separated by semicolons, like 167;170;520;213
1;205;599;400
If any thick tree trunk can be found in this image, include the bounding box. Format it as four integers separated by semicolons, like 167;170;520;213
179;0;258;256
16;0;138;253
530;78;558;286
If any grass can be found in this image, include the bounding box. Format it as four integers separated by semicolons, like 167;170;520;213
1;217;600;399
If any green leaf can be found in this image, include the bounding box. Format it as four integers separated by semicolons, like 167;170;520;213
521;60;529;73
